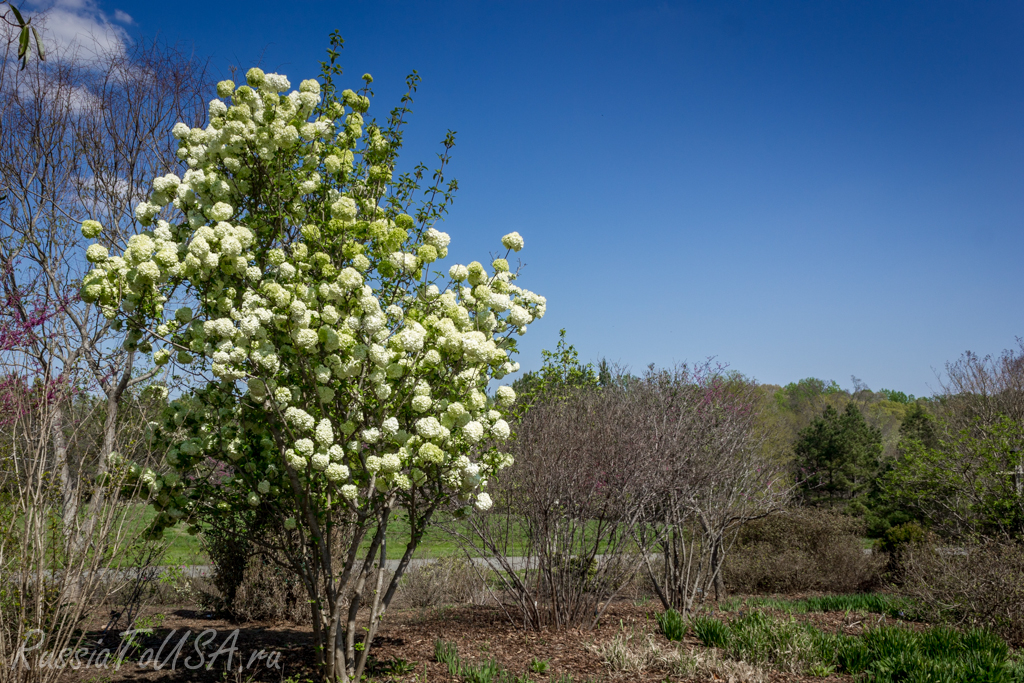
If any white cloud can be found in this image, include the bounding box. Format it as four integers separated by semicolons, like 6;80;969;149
112;9;133;25
24;0;130;60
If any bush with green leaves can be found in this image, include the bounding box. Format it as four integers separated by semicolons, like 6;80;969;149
82;37;545;682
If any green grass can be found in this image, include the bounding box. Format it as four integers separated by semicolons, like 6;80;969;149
360;512;533;560
121;506;533;565
123;504;207;565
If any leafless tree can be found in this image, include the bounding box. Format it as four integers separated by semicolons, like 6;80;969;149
635;364;792;612
0;27;209;549
451;380;667;630
939;339;1024;431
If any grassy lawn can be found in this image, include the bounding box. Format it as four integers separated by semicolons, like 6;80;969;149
123;504;207;566
118;506;542;565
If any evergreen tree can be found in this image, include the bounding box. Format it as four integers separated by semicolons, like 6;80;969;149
794;403;882;507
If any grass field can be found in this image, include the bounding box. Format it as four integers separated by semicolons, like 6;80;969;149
128;506;528;565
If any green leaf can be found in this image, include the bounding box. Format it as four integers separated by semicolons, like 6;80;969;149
18;26;30;61
32;27;44;60
10;4;26;26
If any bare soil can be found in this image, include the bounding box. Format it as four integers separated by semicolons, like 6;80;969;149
50;595;923;683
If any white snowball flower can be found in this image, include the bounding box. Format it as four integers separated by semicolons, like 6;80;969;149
284;407;315;431
380;453;401;473
491;419;511;440
312;453;330;471
315;419;334;446
495;386;516;407
294;438;315;457
501;232;524;252
86;244;108;263
462;421;484;443
325;462;349;482
81;220;103;238
415;417;445;439
208;202;234;221
475;492;493;511
425;228;451;248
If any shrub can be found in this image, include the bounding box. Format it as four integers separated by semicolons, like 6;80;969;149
398;556;486;608
724;507;885;593
897;539;1024;646
230;554;309;623
86;41;547;681
877;521;929;555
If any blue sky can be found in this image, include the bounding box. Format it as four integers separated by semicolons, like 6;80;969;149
45;0;1024;396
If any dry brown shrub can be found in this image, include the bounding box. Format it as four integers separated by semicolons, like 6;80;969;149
230;556;309;623
897;539;1024;646
724;507;884;594
395;556;488;608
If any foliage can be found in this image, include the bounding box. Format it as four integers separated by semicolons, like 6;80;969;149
81;37;545;681
1;3;44;69
693;615;731;648
508;328;597;416
883;416;1024;540
721;593;922;620
688;610;1023;681
794;403;883;508
656;609;688;641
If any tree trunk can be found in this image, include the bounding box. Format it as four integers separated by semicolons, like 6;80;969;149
710;536;727;602
51;401;80;547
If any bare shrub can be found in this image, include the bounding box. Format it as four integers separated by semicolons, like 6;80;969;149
897;539;1024;646
453;382;666;630
724;507;884;594
147;566;216;606
940;339;1024;431
0;385;154;683
638;365;792;612
397;556;487;608
231;555;309;624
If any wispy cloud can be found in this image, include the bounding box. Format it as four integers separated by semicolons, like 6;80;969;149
24;0;130;59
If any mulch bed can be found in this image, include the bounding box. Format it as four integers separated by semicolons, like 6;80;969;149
50;595;923;682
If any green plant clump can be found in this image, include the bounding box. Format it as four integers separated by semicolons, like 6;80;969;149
692;609;1024;682
656;608;688;642
693;615;731;649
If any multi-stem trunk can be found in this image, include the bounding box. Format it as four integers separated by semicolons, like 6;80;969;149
51;401;81;554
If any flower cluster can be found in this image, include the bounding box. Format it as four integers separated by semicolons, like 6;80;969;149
81;68;543;535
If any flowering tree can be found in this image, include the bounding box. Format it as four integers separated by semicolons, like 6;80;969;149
80;46;544;681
